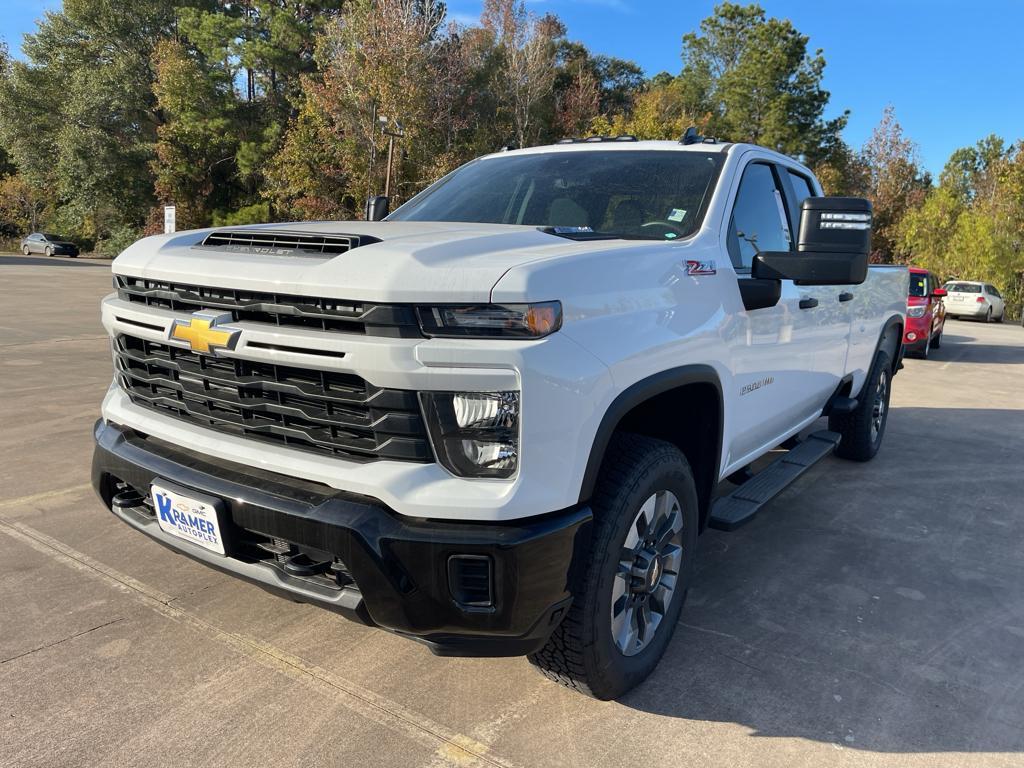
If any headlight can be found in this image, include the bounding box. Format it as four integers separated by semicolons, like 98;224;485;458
907;305;927;318
420;391;520;478
417;302;561;339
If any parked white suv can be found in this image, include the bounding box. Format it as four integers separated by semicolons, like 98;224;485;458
944;280;1006;322
92;137;907;698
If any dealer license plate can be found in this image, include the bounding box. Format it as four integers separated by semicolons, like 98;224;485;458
151;482;226;555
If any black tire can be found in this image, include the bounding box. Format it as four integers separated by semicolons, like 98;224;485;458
932;330;941;349
919;333;930;359
985;307;993;323
44;246;53;257
22;245;30;256
829;350;892;462
528;433;699;700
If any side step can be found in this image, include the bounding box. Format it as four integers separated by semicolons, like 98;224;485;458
708;430;841;531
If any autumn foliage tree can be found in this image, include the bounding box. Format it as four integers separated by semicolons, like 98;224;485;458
861;105;930;263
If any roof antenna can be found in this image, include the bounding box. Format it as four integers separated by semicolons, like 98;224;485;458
680;126;702;145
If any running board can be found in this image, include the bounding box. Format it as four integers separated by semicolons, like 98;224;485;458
708;430;841;531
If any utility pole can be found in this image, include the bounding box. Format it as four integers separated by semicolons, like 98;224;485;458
379;116;405;200
367;102;377;204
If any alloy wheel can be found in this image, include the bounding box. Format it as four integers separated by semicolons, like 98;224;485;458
871;368;888;443
610;489;684;656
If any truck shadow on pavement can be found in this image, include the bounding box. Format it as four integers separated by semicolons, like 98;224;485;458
0;255;109;268
620;405;1024;754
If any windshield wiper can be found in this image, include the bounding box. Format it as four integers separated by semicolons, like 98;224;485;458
539;227;670;242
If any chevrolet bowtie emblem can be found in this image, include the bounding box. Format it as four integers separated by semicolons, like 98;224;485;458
168;311;241;355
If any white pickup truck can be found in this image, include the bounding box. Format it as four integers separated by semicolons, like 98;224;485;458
93;136;907;699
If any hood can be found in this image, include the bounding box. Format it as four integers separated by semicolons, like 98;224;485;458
112;220;615;303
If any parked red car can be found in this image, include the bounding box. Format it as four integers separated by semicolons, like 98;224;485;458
904;267;946;358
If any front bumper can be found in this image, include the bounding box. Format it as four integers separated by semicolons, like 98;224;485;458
92;419;591;656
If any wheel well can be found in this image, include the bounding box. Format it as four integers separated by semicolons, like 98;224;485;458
879;316;903;374
605;382;721;531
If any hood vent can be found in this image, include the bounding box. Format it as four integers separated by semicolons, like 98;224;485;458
197;229;380;257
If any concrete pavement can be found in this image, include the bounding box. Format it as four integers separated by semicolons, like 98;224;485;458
1;252;1023;767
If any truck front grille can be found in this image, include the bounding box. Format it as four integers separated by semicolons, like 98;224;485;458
116;275;422;338
113;334;432;463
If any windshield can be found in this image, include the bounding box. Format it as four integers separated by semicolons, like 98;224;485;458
390;150;724;240
945;282;981;293
909;273;927;297
43;234;64;241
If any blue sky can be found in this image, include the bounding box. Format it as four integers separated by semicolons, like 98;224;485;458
4;0;1021;177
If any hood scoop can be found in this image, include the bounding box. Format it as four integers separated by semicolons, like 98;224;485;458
196;229;381;257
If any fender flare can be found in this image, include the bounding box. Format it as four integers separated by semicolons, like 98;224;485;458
877;313;905;375
577;364;724;505
850;314;903;401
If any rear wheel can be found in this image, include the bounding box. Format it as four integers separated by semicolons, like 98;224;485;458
528;433;698;700
985;307;993;323
829;350;892;462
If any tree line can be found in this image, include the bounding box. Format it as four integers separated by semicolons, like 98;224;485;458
0;1;1020;314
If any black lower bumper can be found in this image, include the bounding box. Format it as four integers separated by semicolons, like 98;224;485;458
92;420;592;656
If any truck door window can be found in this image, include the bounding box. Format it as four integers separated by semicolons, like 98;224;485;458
787;170;815;205
727;163;792;270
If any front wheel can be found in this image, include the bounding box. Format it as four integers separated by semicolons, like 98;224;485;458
22;245;30;255
44;246;53;257
932;329;942;349
528;433;698;699
829;350;892;461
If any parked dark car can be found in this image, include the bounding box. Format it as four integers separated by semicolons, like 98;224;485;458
20;232;79;257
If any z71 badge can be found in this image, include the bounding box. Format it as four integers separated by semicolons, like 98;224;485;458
686;259;716;276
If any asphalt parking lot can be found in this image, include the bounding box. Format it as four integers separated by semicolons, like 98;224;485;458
2;252;1023;768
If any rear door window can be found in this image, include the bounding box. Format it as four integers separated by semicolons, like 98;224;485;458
728;163;792;270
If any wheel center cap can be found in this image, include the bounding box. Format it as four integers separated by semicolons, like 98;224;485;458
645;556;662;592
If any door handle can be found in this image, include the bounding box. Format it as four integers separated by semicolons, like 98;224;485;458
799;298;819;310
839;292;854;302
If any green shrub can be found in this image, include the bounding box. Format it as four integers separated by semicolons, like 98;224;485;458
212;203;270;227
95;225;142;258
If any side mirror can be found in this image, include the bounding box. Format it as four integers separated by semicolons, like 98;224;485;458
752;197;871;286
931;288;947;298
365;195;389;221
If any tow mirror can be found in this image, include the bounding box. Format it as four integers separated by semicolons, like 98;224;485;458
752;197;871;286
365;195;389;222
931;288;947;298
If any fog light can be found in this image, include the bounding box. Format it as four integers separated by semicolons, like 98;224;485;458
420;391;520;478
907;332;917;341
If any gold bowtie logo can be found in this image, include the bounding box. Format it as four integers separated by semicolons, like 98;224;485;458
169;311;241;355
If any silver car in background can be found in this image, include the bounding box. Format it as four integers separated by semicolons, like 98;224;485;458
943;280;1006;322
